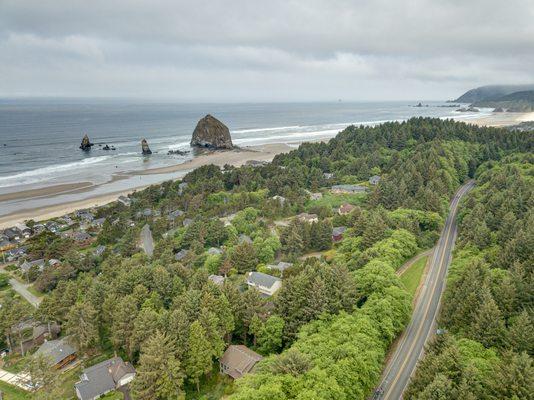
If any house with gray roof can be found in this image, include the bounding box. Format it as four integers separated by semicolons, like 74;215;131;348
208;274;225;286
34;337;77;368
369;175;381;185
267;261;293;276
75;357;135;400
220;345;263;379
117;195;131;207
331;184;369;194
94;245;106;257
174;249;190;261
246;271;282;296
238;234;253;244
167;209;184;221
207;247;223;256
20;259;45;274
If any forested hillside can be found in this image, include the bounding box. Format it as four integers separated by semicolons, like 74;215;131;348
406;154;534;399
1;118;532;400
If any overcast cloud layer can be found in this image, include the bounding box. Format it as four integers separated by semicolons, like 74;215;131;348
1;0;533;101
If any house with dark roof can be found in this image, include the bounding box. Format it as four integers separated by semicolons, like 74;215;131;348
267;261;293;276
332;226;347;242
3;228;20;242
167;209;184;221
219;345;263;379
246;271;282;296
14;223;32;238
20;259;46;275
174;249;190;261
34;337;77;369
5;247;27;262
75;357;136;400
92;218;106;228
117;196;131;207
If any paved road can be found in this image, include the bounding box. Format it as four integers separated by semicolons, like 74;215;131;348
0;264;42;308
376;181;474;400
0;368;32;391
140;224;154;257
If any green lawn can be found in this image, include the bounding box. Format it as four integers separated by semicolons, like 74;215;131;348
0;381;32;400
400;255;428;297
306;192;366;210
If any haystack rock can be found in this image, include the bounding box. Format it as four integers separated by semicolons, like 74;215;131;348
141;139;152;155
79;134;94;151
190;114;233;149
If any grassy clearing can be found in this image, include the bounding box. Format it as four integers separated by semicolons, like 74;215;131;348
400;255;428;297
0;381;32;400
306;192;366;210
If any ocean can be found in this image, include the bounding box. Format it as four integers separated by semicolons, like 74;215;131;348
0;99;489;218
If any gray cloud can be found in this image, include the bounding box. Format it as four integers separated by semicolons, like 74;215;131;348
1;0;533;101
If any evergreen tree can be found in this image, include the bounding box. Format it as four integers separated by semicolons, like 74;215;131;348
64;302;99;353
468;289;505;348
132;331;185;400
185;321;213;392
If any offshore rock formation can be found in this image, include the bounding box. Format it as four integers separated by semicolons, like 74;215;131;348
191;115;233;149
141;139;152;155
79;134;94;151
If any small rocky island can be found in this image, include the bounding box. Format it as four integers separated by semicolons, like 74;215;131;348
141;139;152;155
79;134;94;151
191;114;233;149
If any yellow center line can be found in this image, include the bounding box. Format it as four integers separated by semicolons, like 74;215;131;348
381;183;470;399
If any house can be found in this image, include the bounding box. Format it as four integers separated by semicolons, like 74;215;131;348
178;182;188;195
32;224;46;234
272;195;287;205
167;209;184;221
207;247;223;256
323;172;334;179
183;218;193;227
331;184;368;194
310;192;323;201
10;320;60;355
14;223;32;239
5;247;27;262
58;216;75;226
20;259;46;274
338;203;356;215
208;274;225;286
246;160;268;167
219;345;263;379
3;228;20;242
76;210;95;222
332;226;347;242
238;234;253;244
70;231;93;245
174;249;190;261
246;271;282;296
267;261;293;276
34;337;77;369
45;221;61;233
94;245;106;257
75;357;136;400
296;213;319;223
117;196;131;207
369;175;381;185
48;259;61;267
0;238;10;250
92;218;106;228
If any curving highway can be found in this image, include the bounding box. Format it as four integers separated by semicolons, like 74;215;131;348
375;180;475;400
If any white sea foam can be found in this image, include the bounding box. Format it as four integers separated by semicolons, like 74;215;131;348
0;155;112;188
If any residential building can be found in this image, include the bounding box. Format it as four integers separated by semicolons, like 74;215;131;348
238;234;253;244
178;182;188;195
94;245;106;257
5;247;27;262
369;175;381;185
208;274;225;286
174;249;190;261
267;261;293;276
272;195;287;205
219;345;263;379
167;209;184;221
182;218;193;227
34;338;77;369
331;184;369;194
310;192;323;201
332;226;347;242
338;203;356;215
207;247;223;255
69;231;93;245
3;228;20;242
20;259;45;274
117;195;132;207
246;271;282;296
92;218;106;228
296;213;319;223
14;223;32;238
75;357;136;400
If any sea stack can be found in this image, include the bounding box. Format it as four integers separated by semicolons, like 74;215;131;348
141;139;152;155
191;114;233;149
79;134;94;151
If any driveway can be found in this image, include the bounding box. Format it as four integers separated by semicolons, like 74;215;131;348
0;368;32;391
0;264;41;308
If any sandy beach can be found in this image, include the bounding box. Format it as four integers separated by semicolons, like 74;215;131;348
1;111;533;230
0;143;292;229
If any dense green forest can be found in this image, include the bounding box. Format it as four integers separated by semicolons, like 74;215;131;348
405;154;534;399
1;118;532;399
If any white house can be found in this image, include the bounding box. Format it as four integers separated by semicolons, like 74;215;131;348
246;271;282;296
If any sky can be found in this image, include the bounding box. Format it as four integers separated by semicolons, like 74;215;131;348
1;0;533;102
